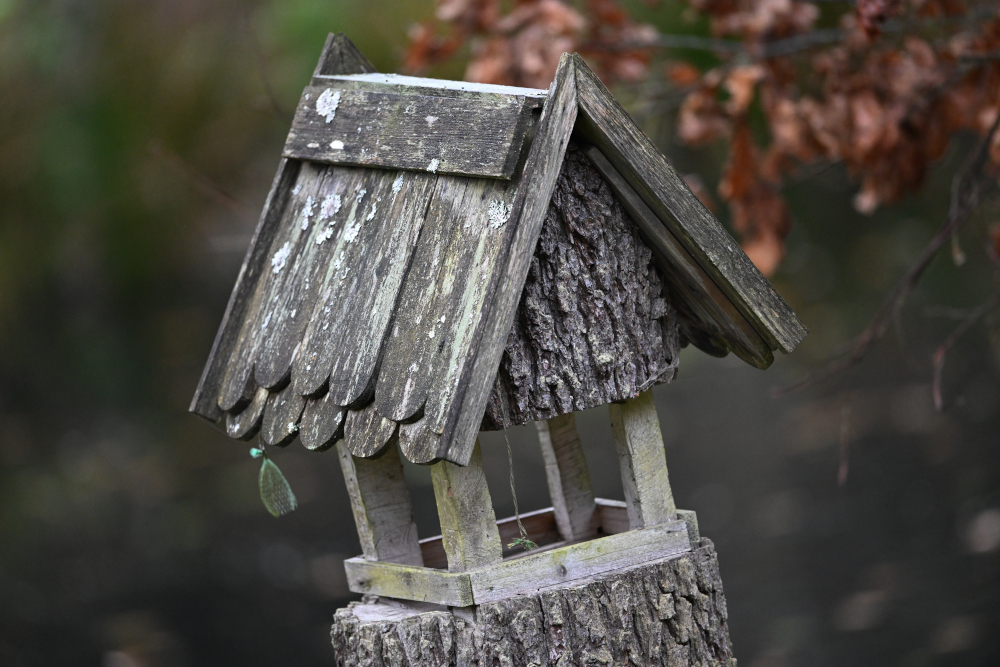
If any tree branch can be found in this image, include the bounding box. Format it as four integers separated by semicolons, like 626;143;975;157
932;291;1000;411
777;112;1000;396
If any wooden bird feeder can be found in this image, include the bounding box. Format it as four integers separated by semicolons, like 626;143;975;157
192;34;806;665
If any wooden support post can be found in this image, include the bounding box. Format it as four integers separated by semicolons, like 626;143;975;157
609;390;677;529
536;413;597;541
337;440;423;566
430;439;503;572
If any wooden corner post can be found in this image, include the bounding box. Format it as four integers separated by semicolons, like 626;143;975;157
337;440;423;566
609;389;677;529
431;439;503;572
536;413;597;541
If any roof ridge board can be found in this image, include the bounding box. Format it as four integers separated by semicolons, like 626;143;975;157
437;54;579;467
571;54;807;355
316;73;548;102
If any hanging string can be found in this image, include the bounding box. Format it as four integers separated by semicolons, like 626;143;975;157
495;376;537;552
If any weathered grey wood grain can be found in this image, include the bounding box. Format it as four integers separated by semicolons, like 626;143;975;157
442;54;579;467
572;55;806;355
420;506;562;569
536;413;597;541
397;419;441;465
253;163;362;389
482;143;681;428
337;441;423;565
581;144;774;369
311;33;376;81
344;402;398;458
191;158;301;419
299;390;346;451
344;518;690;606
430;441;503;572
374;176;518;459
260;382;307;447
596;497;631;535
225;386;269;441
468;519;689;604
292;169;431;404
610;390;677;528
215;163;324;409
333;541;734;667
317;72;547;103
284;88;535;180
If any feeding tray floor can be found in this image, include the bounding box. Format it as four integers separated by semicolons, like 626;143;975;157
345;499;699;607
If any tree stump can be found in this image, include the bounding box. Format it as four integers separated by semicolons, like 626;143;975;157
330;539;735;667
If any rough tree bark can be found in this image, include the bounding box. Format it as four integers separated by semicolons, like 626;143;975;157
483;143;681;429
331;540;734;667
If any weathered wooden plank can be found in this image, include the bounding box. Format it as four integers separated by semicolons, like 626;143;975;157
581;145;774;369
225;386;269;441
468;519;689;604
283;88;534;180
191;158;300;417
536;414;597;541
253;164;364;389
373;176;519;459
344;558;474;607
344;518;690;606
343;402;398;458
442;54;578;466
430;440;503;572
260;383;307;447
317;72;547;102
610;390;676;528
291;169;431;403
397;419;441;465
596;498;630;535
572;55;806;355
311;33;376;81
420;506;562;569
299;390;346;451
337;441;423;565
215;163;324;409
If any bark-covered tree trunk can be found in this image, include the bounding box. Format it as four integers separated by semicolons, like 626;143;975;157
482;144;681;429
331;540;735;667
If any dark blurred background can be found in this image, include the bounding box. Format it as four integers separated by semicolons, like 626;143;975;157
1;1;998;665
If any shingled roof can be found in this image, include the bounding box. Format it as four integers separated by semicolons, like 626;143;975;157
191;34;806;466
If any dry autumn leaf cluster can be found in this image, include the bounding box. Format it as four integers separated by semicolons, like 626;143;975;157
406;0;1000;278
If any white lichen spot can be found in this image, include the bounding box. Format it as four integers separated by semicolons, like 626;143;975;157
319;194;341;220
427;327;435;339
305;93;311;101
343;219;361;244
488;199;511;230
316;89;341;123
288;422;299;432
392;174;404;195
409;362;418;372
330;140;345;150
427;158;440;173
270;241;291;274
366;201;378;221
300;196;316;230
261;312;272;329
292;183;302;196
316;225;335;245
356;188;367;202
425;115;438;126
307;142;320;149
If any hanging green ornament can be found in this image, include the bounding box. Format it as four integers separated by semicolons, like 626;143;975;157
250;444;298;517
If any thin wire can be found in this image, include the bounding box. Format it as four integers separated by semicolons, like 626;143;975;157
495;376;537;551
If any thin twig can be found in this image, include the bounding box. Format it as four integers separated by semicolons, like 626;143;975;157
932;291;1000;410
778;112;1000;395
495;376;537;552
148;140;256;220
